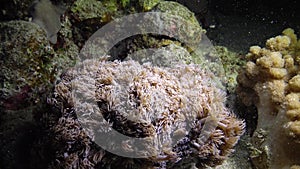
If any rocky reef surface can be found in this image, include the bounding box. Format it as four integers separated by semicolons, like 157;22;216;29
0;0;300;169
0;20;76;169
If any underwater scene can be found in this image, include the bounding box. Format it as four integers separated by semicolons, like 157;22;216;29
0;0;300;168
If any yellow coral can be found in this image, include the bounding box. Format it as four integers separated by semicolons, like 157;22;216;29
256;51;284;69
268;68;287;79
287;121;300;137
256;55;274;68
237;28;300;168
283;28;297;46
245;61;259;77
249;45;261;55
266;35;291;51
289;75;300;92
286;109;300;121
291;165;300;169
284;54;295;72
268;80;286;103
286;93;300;109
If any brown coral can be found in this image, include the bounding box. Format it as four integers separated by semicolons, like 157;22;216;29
48;59;244;168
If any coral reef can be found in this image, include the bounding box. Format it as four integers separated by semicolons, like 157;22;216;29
151;1;205;49
0;20;75;111
0;20;53;112
210;46;245;93
125;43;193;67
237;28;300;168
70;0;117;21
0;20;76;169
0;1;263;168
47;59;245;168
71;0;205;56
0;1;221;168
67;0;164;47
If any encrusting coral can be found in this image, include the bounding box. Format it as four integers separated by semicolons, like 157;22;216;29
237;28;300;169
47;59;245;169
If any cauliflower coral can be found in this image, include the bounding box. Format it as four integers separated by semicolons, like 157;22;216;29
237;28;300;169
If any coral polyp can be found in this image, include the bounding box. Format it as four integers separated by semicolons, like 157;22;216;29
48;59;245;168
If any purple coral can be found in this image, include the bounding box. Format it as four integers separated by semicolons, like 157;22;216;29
48;60;244;168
